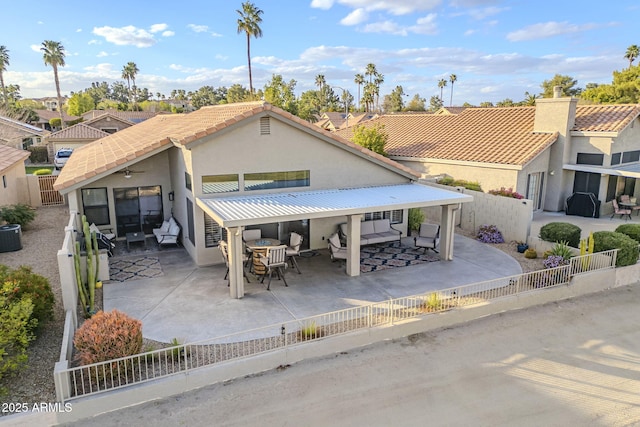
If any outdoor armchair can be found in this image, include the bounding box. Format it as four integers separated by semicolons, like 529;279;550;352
414;223;440;253
328;233;347;261
219;240;250;285
258;245;289;290
286;232;303;274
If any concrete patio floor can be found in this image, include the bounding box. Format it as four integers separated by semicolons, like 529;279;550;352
104;211;636;344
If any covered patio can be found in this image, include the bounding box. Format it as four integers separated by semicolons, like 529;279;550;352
197;182;473;298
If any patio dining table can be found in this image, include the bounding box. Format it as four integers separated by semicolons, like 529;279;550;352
245;238;281;276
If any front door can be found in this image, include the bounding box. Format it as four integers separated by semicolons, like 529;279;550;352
114;185;163;236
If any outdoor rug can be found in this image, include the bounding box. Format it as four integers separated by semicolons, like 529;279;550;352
108;257;164;282
360;242;439;273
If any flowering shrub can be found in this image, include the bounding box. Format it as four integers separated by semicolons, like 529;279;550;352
488;187;524;199
543;255;569;269
477;224;504;243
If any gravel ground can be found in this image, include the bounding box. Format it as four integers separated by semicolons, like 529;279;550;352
0;205;69;409
0;210;541;413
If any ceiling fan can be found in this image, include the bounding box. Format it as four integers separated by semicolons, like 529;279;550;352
120;168;144;179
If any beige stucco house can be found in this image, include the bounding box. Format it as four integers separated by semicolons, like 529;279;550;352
337;93;640;216
54;101;472;298
0;145;30;206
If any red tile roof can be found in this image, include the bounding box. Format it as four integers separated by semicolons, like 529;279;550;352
573;104;640;132
47;123;111;140
0;145;30;174
54;102;419;192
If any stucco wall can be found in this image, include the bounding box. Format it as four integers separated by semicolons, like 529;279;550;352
0;162;29;206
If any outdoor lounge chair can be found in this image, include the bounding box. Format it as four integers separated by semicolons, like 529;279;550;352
219;240;250;285
611;199;632;220
414;223;440;253
328;233;347;262
258;245;288;290
286;232;303;274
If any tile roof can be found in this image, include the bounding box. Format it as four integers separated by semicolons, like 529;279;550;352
54;102;419;192
0;145;30;174
47;123;111;140
0;116;48;140
81;109;162;123
34;110;79;123
82;113;135;128
573;104;640;132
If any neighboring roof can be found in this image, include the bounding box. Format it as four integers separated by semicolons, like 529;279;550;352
0;115;49;140
83;113;134;128
198;183;473;228
434;107;468;115
0;145;30;174
572;104;640;133
54;101;419;192
81;109;162;123
34;110;79;123
46;123;111;140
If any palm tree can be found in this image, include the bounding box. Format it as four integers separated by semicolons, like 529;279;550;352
315;74;326;110
374;73;384;112
236;1;263;96
365;63;377;84
624;45;639;68
0;46;9;107
41;40;66;129
354;73;364;110
449;74;457;106
438;79;447;103
122;62;139;110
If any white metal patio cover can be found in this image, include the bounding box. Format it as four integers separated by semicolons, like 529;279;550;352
563;163;640;179
196;182;473;298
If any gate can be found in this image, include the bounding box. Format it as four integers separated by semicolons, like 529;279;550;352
38;175;65;206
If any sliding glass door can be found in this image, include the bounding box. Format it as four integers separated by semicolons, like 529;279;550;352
114;186;163;236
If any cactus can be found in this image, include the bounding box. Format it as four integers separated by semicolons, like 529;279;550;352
73;215;99;317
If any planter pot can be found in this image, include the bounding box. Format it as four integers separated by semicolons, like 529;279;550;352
517;244;529;253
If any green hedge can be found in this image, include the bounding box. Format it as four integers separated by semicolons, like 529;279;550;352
27;146;49;163
615;223;640;243
539;222;582;248
436;177;482;192
592;231;639;267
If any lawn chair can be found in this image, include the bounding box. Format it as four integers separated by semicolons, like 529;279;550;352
328;233;347;262
258;245;288;290
219;240;250;286
414;223;440;253
611;199;632;220
286;232;303;274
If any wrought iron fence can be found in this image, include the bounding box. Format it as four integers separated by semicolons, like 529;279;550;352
57;249;617;401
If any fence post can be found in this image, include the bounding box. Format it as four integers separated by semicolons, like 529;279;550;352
54;361;71;402
389;298;393;325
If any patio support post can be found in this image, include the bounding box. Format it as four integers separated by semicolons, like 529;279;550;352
440;204;458;261
346;214;362;276
227;227;244;299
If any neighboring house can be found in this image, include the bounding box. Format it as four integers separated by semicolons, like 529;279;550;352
336;92;640;215
0;115;49;150
27;96;68;112
33;110;80;132
81;109;162;124
0;145;30;206
433;106;468;115
54;101;471;298
315;111;377;131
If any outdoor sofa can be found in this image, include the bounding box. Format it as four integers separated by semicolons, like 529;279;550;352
338;219;402;246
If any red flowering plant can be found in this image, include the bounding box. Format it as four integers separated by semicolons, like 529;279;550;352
488;187;524;199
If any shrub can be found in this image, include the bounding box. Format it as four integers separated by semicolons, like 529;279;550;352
32;168;52;176
408;208;425;234
477;224;504;243
524;248;538;259
0;265;54;331
74;310;143;367
543;255;569;269
0;204;37;228
0;285;36;396
27;146;49;163
436;176;483;192
488;187;524;199
548;241;574;260
615;223;640;243
592;231;639;267
539;222;581;248
297;321;325;341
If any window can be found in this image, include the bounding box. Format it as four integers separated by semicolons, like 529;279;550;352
202;174;239;193
576;153;604;166
82;188;110;225
244;170;310;191
364;210;403;224
606;176;617;202
204;213;227;247
185;172;192;191
611;153;621;166
526;172;545;210
572;171;601;197
186;198;195;245
622;150;640;164
2;176;6;188
100;127;118;134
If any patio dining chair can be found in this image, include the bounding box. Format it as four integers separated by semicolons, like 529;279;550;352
327;233;347;262
414;223;440;253
258;245;288;290
286;232;303;274
219;240;250;286
611;199;632;220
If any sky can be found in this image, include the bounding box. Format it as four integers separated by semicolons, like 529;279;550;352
2;0;639;106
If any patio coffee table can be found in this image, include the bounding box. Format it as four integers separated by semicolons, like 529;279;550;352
126;232;147;252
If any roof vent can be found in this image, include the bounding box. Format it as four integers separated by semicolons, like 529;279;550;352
553;86;562;98
260;117;270;135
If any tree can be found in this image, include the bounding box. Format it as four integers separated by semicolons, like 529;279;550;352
624;45;639;69
41;40;66;128
121;62;139;110
66;92;95;116
581;65;640;104
373;73;384;111
263;74;297;114
540;74;582;98
429;95;443;112
354;73;364;110
191;85;227;109
85;81;110;105
522;91;539;106
297;90;320;122
227;84;250;103
314;74;326;111
0;46;9;107
404;94;426;111
382;85;405;113
449;74;457;106
351;123;388;156
438;79;447;103
236;1;263;96
496;98;516;107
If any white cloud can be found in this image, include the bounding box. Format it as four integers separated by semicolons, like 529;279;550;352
211;32;223;38
88;39;100;45
336;0;440;16
188;24;209;33
30;45;41;53
340;8;368;26
92;25;157;48
310;0;334;9
506;21;598;42
215;54;228;61
362;20;407;35
410;13;438;34
149;23;168;33
76;28;82;32
162;31;175;37
97;51;109;57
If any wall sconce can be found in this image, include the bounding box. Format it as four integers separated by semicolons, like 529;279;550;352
168;191;174;201
549;170;555;176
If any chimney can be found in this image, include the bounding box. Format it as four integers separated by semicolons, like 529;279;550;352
553;86;563;99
